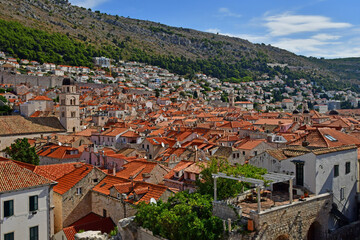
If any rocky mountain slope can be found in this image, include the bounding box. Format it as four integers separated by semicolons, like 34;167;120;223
0;0;359;88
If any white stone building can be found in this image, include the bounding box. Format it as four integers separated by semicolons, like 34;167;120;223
0;160;56;240
249;145;358;230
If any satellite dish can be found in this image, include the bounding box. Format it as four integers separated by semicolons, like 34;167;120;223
58;142;62;146
161;142;165;148
150;198;157;204
194;146;198;151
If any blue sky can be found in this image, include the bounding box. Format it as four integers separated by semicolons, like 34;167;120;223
70;0;360;59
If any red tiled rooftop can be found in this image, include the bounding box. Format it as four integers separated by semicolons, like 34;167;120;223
0;160;54;192
29;96;53;101
53;164;93;195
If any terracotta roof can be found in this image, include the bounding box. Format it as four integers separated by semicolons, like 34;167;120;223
116;160;158;181
63;213;115;240
93;175;169;204
53;164;93;195
37;145;81;159
164;161;193;179
121;131;140;138
289;128;360;148
237;139;266;150
35;163;84;181
92;175;128;195
254;118;293;126
29;96;53;101
265;146;311;161
0;159;54;192
63;227;77;240
184;162;204;174
75;128;97;137
0;116;65;136
102;127;128;137
312;145;357;155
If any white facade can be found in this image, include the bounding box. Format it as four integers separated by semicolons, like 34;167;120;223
0;185;55;240
250;147;358;229
20;100;54;117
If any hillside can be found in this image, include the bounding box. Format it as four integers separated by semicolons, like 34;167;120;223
0;0;359;90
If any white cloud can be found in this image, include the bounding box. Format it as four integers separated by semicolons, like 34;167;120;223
218;7;242;18
271;35;360;58
206;28;221;34
205;29;269;43
272;37;335;53
264;13;352;36
70;0;109;9
312;33;340;41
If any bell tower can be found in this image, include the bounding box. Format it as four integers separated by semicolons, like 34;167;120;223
59;78;80;132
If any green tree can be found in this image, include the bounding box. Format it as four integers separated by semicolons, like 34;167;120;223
0;95;7;103
4;138;39;165
196;157;267;200
135;191;222;240
155;89;160;98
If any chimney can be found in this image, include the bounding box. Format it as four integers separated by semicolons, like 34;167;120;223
113;163;116;176
302;140;310;147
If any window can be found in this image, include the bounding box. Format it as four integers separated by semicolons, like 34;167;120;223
243;151;245;155
29;196;38;212
254;151;258;156
71;112;76;118
233;153;236;159
61;112;65;118
334;165;339;177
345;162;350;174
61;99;65;105
149;154;152;159
4;232;14;240
76;187;82;195
93;178;98;183
103;209;107;217
30;226;38;240
324;134;337;142
4;200;14;218
340;187;345;201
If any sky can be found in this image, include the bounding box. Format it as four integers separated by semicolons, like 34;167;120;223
69;0;360;59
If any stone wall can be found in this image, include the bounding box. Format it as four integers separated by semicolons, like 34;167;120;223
250;193;332;240
58;168;106;230
91;191;137;224
327;220;360;240
137;227;167;240
0;72;63;88
213;201;242;221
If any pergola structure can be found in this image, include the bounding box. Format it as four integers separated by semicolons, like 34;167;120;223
212;172;295;213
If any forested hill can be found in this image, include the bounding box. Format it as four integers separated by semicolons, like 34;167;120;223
0;0;359;91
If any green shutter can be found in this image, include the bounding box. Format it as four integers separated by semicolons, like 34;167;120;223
30;226;38;240
29;196;38;211
4;232;14;240
4;200;13;217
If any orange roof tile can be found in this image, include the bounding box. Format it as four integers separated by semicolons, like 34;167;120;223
37;145;82;159
0;160;54;192
29;96;53;101
53;164;93;195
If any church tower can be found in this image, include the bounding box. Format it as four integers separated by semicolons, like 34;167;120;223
59;78;80;132
229;91;235;107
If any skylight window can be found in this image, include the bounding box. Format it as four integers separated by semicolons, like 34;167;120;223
324;134;337;142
